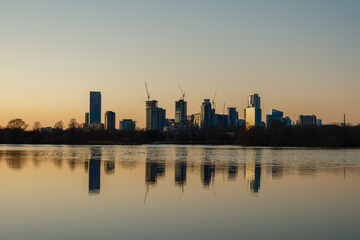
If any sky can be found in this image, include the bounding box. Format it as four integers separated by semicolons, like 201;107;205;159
0;0;359;128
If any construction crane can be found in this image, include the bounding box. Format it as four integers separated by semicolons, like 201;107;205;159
145;82;150;101
178;83;185;100
212;90;217;110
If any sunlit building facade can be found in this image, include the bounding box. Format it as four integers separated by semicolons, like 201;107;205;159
245;94;262;129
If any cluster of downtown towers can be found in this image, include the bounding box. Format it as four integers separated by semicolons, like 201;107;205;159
85;91;321;132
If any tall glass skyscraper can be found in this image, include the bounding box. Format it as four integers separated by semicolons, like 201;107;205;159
90;91;101;124
245;93;262;129
175;99;187;126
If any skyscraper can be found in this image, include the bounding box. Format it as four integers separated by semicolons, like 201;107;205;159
227;107;238;128
105;111;116;132
175;99;187;126
200;99;212;128
90;91;101;124
146;100;159;130
146;100;166;131
297;115;317;126
266;109;283;128
85;112;89;126
245;93;262;129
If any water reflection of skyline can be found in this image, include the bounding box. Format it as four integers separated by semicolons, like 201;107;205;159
1;146;360;196
245;149;262;194
89;147;101;194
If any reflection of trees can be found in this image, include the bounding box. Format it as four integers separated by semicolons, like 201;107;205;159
5;151;25;170
104;161;115;174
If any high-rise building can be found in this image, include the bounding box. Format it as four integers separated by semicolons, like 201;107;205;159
85;112;89;126
158;108;166;130
146;100;166;131
297;115;317;126
90;91;101;124
105;111;116;132
248;94;261;108
200;99;212;128
227;107;238;128
266;109;283;128
245;93;262;129
175;99;187;126
120;119;136;131
146;100;159;130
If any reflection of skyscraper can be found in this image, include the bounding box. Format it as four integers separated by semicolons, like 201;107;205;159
245;149;262;194
201;163;215;187
145;149;165;185
89;147;101;194
175;148;187;187
201;148;215;187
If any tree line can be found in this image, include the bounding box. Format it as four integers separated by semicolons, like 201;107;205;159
0;118;359;147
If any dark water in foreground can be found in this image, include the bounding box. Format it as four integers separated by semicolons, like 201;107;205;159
0;145;359;240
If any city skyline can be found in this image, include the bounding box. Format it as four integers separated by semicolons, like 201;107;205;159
1;1;360;127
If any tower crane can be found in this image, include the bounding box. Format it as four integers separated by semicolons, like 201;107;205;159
178;83;185;100
145;82;150;101
212;90;217;110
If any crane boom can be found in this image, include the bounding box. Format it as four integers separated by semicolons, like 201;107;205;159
145;82;150;101
178;83;185;100
212;90;217;110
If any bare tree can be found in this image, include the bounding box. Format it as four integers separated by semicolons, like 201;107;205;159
33;121;42;131
54;120;64;130
68;118;79;129
7;119;28;130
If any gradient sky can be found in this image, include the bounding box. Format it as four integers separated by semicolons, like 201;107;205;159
1;0;359;128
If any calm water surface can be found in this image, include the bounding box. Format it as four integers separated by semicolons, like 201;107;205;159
0;145;359;240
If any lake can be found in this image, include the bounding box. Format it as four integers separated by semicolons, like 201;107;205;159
0;145;359;240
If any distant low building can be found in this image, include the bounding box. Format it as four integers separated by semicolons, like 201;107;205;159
89;123;104;130
41;127;54;132
316;119;322;126
237;119;245;126
282;117;292;127
105;111;116;132
297;115;317;126
85;112;89;126
120;119;136;131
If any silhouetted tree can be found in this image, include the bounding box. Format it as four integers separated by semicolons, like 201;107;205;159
33;121;42;131
7;119;28;130
68;119;79;129
54;120;64;130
